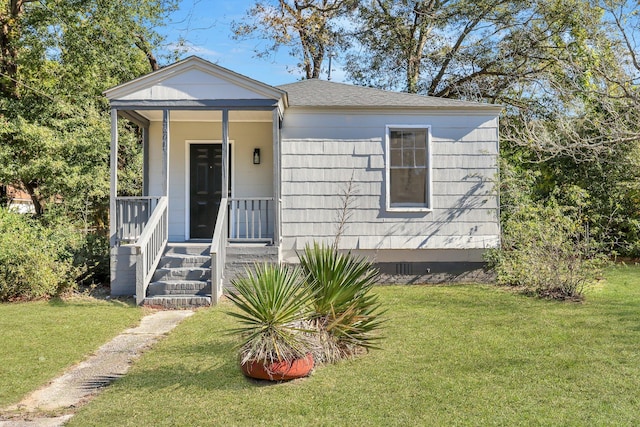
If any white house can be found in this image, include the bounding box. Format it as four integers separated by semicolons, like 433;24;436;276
104;56;501;307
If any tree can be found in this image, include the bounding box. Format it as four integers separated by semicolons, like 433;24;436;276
502;0;640;162
0;0;177;215
232;0;356;79
346;0;609;100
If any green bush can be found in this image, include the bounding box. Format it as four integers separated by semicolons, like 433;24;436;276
0;208;79;301
486;198;606;300
74;232;110;286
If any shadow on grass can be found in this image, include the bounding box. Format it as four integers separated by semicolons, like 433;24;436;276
46;296;136;308
119;338;292;393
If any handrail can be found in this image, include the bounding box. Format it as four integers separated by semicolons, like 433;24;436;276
134;196;168;305
210;197;229;305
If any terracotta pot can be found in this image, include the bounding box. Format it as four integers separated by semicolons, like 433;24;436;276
241;353;314;381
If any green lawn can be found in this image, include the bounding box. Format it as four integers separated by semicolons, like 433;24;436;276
0;297;143;407
68;266;640;426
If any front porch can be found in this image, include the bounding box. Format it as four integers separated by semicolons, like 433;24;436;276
105;57;286;306
111;195;279;306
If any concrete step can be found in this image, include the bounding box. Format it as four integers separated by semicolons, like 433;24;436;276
165;243;210;256
143;295;211;309
158;254;211;269
148;280;212;296
152;267;210;282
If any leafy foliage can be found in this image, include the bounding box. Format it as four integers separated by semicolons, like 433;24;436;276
299;242;384;363
226;263;315;365
0;0;175;291
0;0;175;218
226;244;385;369
486;162;607;300
0;208;81;301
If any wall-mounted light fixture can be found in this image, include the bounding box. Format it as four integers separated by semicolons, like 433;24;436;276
253;148;261;165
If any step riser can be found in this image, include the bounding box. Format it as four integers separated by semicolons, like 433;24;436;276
148;282;211;297
143;296;211;309
152;268;210;282
158;257;211;269
148;289;211;296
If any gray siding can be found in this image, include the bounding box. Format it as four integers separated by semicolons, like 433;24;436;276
279;108;500;260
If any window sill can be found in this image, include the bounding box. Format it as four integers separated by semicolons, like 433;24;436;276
386;207;432;213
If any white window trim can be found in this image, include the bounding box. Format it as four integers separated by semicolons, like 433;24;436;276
385;125;432;212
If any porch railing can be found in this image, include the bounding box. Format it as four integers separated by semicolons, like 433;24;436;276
210;197;228;305
229;198;274;243
134;197;168;305
116;196;162;243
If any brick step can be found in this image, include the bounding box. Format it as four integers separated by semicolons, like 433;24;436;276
143;295;211;309
148;280;211;296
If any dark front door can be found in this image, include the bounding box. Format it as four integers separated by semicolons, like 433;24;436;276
190;144;224;239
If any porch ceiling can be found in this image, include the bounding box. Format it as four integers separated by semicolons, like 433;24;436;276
135;110;273;122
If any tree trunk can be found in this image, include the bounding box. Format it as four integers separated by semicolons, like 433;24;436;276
0;0;27;98
0;185;7;207
134;33;159;72
23;181;44;215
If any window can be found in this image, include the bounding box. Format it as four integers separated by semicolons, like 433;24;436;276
385;125;431;211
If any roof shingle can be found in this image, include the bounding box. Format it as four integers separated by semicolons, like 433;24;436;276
277;79;499;110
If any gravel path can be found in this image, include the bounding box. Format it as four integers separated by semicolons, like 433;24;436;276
0;310;194;427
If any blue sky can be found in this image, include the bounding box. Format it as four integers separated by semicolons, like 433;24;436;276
159;0;346;86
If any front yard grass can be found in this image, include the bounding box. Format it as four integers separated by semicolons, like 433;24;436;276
0;297;143;407
69;265;640;426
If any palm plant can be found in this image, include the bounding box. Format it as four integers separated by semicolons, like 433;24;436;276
226;263;314;366
298;242;385;364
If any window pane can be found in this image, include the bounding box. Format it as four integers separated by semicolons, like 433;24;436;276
413;130;427;145
390;169;426;204
402;131;415;148
414;148;426;167
390;148;402;167
402;149;414;167
390;131;402;149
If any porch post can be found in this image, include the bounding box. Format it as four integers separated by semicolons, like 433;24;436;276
162;110;170;197
272;108;281;245
109;108;118;247
221;109;229;197
142;126;150;196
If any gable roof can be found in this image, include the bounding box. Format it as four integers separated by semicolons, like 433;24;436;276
277;79;501;111
104;56;287;104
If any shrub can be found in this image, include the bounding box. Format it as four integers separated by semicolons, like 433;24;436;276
0;208;79;301
75;232;110;286
299;242;384;364
486;198;606;300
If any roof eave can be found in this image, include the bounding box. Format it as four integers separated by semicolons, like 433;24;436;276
284;104;504;113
